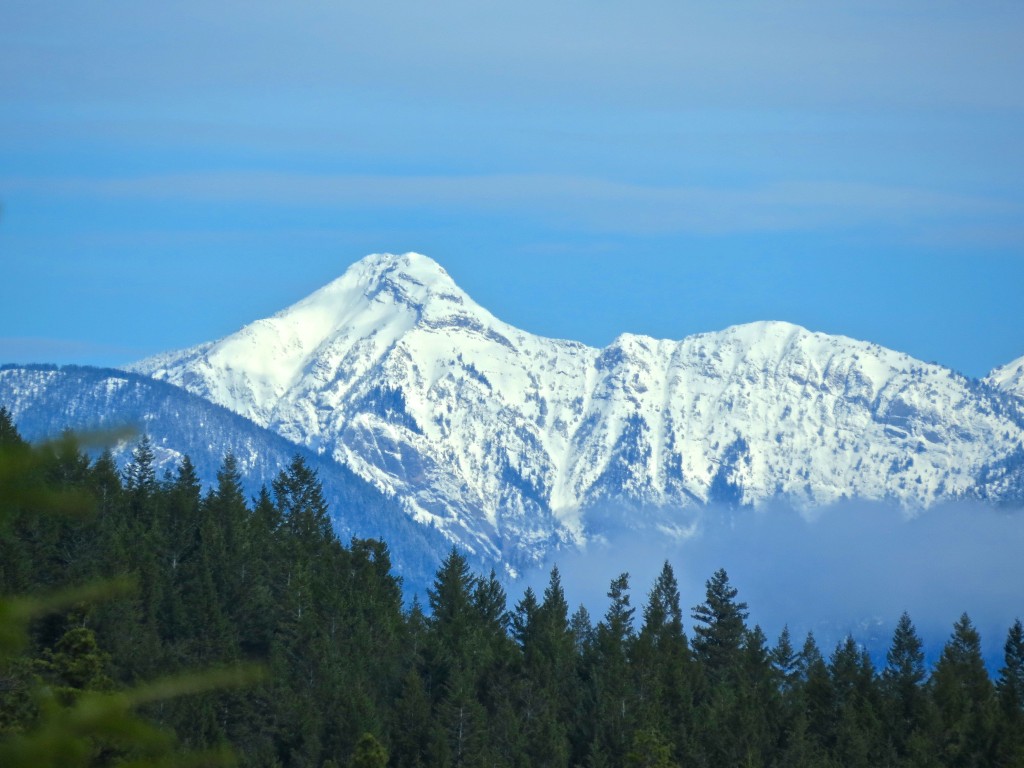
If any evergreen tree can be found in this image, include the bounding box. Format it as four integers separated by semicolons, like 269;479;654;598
589;573;636;767
797;631;834;757
882;612;928;761
350;732;388;768
0;406;23;448
426;547;477;694
995;619;1024;765
513;568;576;768
389;668;438;768
123;436;157;500
625;727;679;768
930;613;996;766
633;562;692;763
536;565;577;728
828;636;884;767
426;549;492;767
690;568;748;683
273;455;333;551
771;625;800;693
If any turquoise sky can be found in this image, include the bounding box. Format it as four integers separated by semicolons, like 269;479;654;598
2;1;1022;377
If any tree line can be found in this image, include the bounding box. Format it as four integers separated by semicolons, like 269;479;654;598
0;407;1022;767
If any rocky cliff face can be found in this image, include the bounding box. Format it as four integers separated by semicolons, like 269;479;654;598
128;253;1024;568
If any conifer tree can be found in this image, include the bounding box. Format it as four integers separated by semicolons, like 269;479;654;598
273;455;333;551
513;569;575;768
691;568;748;683
882;612;928;760
590;573;636;767
427;547;477;692
771;626;800;693
828;636;883;767
123;436;157;500
426;549;492;767
995;619;1024;765
634;562;692;763
0;406;23;448
797;631;834;756
350;732;388;768
931;613;996;766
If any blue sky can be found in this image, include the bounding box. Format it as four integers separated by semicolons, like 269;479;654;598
2;1;1022;377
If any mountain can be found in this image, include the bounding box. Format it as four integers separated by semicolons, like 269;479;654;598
127;252;1024;570
987;354;1024;400
0;363;454;587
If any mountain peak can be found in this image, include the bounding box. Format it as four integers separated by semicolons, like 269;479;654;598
343;252;455;296
987;354;1024;398
303;251;470;320
127;252;1024;566
350;251;451;286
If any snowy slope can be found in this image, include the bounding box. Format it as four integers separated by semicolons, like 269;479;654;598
987;355;1024;399
129;253;1024;567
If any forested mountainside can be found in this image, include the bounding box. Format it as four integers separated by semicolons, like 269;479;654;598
132;253;1024;568
1;412;1023;768
0;364;455;586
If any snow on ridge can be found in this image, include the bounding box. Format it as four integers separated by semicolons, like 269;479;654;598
125;253;1024;568
987;354;1024;398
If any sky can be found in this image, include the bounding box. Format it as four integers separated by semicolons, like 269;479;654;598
2;1;1023;377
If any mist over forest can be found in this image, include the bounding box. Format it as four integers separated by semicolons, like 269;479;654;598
526;500;1024;665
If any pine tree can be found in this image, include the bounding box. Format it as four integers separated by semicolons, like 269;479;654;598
772;627;825;766
691;568;748;684
426;547;477;693
425;549;492;767
389;668;437;768
589;573;636;767
625;727;679;768
882;612;928;760
771;626;800;693
797;631;834;756
828;636;883;767
930;613;996;766
633;562;692;763
513;568;576;768
0;406;24;448
273;455;333;551
994;619;1024;765
123;436;157;500
350;732;388;768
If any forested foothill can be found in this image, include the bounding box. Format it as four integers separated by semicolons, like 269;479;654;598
1;407;1022;767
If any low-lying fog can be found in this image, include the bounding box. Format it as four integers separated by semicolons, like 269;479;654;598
521;501;1024;667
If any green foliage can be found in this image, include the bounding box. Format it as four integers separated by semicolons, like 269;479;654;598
690;567;748;682
0;419;259;767
350;732;388;768
930;613;996;765
624;728;678;768
3;409;1023;768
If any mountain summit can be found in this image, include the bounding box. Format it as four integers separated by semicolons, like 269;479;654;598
130;253;1024;568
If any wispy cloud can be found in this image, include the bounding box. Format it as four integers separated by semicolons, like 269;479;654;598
4;2;1023;113
5;172;1019;240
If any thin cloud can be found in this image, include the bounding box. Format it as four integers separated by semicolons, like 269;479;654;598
4;2;1023;113
4;172;1019;240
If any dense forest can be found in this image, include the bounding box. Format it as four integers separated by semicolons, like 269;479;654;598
1;407;1023;767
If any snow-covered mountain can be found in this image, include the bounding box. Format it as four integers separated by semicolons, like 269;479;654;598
129;253;1024;569
988;354;1024;400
